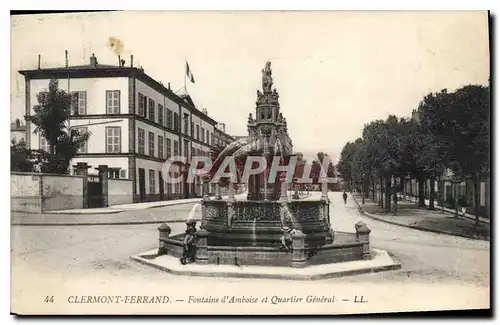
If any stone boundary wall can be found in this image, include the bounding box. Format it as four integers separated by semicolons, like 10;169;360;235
11;172;84;213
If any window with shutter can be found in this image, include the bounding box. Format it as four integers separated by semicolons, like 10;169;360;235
105;127;121;153
106;90;120;114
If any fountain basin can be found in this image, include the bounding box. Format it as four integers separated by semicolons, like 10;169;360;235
201;199;332;248
160;231;366;267
156;197;373;268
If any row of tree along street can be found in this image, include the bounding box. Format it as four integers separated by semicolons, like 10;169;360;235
336;83;490;225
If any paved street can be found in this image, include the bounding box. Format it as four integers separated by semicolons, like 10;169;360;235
11;192;490;288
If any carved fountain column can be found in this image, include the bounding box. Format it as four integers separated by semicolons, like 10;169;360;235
228;182;236;201
214;182;222;200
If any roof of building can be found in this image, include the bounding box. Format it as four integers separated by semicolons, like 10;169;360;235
18;59;218;125
214;127;236;140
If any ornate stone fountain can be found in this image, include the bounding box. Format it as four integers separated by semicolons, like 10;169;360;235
154;61;375;269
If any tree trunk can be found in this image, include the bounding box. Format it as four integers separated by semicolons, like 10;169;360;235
429;176;436;210
418;177;426;207
436;179;442;208
379;177;384;208
401;178;405;200
385;177;392;213
474;174;481;226
49;136;56;155
392;177;398;215
363;178;369;199
372;178;375;202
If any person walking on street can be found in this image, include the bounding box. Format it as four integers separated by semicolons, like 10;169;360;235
342;191;348;204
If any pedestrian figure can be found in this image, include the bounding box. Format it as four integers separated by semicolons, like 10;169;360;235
180;220;197;265
280;226;295;253
342;191;348;204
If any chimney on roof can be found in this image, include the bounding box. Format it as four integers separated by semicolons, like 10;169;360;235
90;53;98;68
168;82;170;90
37;54;41;70
65;50;68;68
130;55;134;67
15;118;20;128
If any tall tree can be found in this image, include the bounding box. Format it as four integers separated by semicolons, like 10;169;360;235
415;90;452;209
316;152;326;163
25;79;90;174
337;138;363;190
295;151;305;162
445;85;490;223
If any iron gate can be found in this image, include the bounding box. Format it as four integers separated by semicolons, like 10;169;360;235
87;175;103;208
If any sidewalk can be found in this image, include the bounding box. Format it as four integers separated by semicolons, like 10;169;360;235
47;197;203;215
398;194;490;224
351;194;490;241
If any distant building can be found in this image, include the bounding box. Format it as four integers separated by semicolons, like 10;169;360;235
213;124;235;150
233;135;247;142
19;53;230;203
10;118;26;143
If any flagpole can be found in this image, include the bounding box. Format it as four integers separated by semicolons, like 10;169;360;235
184;57;187;94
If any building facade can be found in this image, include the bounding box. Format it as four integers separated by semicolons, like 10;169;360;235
213;123;235;150
19;54;218;202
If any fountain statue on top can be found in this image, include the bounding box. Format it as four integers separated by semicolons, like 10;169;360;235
247;61;294;201
153;61;373;269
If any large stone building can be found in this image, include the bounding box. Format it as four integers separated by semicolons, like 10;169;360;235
19;54;228;202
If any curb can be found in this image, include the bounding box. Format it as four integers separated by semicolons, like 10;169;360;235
351;194;489;241
130;252;402;281
36;209;125;215
11;218;202;227
39;200;201;216
396;196;489;225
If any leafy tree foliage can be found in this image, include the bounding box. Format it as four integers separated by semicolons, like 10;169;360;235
16;79;90;174
11;139;35;172
336;83;490;222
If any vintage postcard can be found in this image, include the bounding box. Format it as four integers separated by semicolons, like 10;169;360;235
10;11;490;315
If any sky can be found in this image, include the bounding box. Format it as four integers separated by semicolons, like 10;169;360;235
10;11;490;163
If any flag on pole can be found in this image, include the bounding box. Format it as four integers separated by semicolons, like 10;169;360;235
186;61;195;84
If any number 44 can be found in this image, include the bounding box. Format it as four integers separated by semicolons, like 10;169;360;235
44;296;54;303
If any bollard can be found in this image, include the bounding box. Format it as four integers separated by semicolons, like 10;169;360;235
355;221;371;260
215;183;222;200
195;228;209;264
291;230;306;268
158;223;171;255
